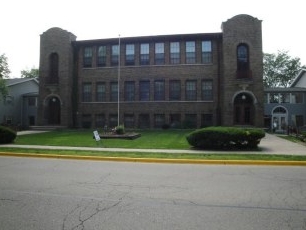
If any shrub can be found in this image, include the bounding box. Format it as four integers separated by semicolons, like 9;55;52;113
0;126;17;144
115;125;125;135
186;126;265;150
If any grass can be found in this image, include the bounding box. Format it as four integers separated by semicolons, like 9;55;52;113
14;129;191;149
1;129;305;161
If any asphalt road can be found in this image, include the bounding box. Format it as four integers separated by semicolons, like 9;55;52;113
0;156;305;230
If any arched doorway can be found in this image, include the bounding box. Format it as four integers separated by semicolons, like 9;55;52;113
47;96;61;125
272;106;287;133
234;93;254;125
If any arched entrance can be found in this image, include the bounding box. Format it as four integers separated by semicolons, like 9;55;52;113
272;106;287;133
47;96;61;125
233;93;254;125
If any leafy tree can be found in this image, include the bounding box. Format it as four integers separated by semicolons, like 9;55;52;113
21;67;39;78
263;50;306;88
0;53;10;100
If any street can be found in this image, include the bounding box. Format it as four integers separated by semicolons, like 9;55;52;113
0;156;305;229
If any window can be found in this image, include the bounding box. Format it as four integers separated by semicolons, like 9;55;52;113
201;114;213;127
140;43;149;65
139;114;150;128
140;81;150;101
97;46;106;67
170;114;181;128
125;44;135;65
269;93;279;103
170;42;180;64
109;114;118;127
186;41;196;64
82;114;92;128
124;81;135;101
110;82;118;102
96;82;106;102
184;114;197;128
82;83;92;102
28;97;37;106
202;80;213;101
95;114;105;127
83;47;92;68
291;92;303;103
111;45;119;66
49;53;59;84
202;41;212;63
237;44;249;71
154;80;165;100
169;80;181;100
154;114;165;128
155;43;164;65
280;93;290;103
124;114;135;128
186;80;197;100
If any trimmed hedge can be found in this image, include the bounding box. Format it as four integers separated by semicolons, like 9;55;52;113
186;126;265;150
0;126;17;144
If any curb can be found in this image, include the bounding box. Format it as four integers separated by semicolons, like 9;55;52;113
1;152;306;166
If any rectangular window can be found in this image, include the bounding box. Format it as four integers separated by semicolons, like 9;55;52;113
95;114;105;127
170;114;181;128
124;81;135;101
202;80;213;101
184;114;197;128
291;92;303;103
28;97;37;106
125;44;135;65
109;114;118;127
82;114;92;128
202;41;212;63
201;114;213;127
186;41;196;64
170;42;180;64
154;114;165;128
124;114;135;128
82;83;92;102
111;45;119;66
83;47;92;67
186;80;197;101
155;43;164;65
139;114;150;128
295;115;304;127
140;43;150;65
96;82;106;102
139;81;150;101
269;93;279;103
110;82;118;102
280;93;290;103
169;80;181;100
97;46;106;67
154;80;165;100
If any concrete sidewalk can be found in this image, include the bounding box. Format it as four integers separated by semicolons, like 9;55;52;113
0;132;305;155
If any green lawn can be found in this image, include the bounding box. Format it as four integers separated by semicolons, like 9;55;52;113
15;129;191;149
1;129;305;161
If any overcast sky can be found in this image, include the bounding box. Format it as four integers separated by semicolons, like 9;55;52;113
1;0;305;77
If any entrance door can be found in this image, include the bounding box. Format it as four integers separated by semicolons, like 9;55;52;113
272;107;287;133
234;93;254;125
48;97;61;125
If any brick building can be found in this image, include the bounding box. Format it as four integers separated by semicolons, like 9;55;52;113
38;14;264;129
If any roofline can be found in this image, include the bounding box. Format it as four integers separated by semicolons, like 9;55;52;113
290;69;306;87
73;32;222;46
6;77;39;87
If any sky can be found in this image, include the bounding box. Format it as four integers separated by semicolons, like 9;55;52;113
1;0;305;78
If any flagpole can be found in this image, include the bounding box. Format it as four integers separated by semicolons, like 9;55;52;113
117;34;121;127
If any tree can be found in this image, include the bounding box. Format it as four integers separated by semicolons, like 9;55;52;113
263;50;306;88
21;67;39;78
0;53;10;100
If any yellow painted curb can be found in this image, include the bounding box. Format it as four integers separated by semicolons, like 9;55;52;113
1;152;306;166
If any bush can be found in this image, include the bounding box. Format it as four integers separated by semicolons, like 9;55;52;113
0;126;17;144
115;125;125;135
186;126;265;150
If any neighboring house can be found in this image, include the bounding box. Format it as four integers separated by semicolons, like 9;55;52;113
38;14;264;129
264;69;306;132
0;78;39;129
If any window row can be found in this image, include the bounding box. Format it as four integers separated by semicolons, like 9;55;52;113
82;79;213;102
81;113;214;129
83;40;212;68
265;92;304;104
